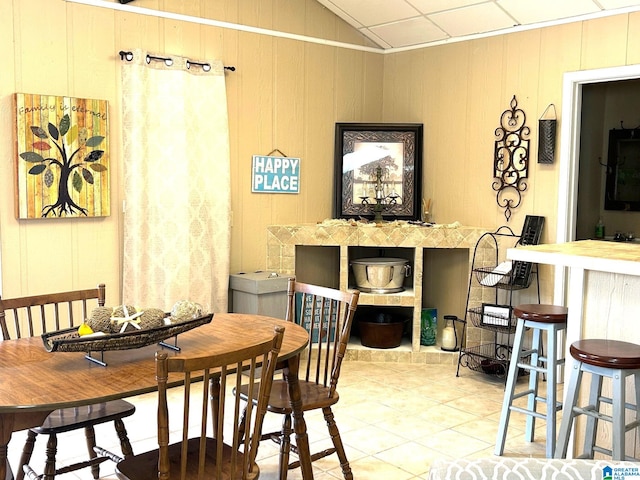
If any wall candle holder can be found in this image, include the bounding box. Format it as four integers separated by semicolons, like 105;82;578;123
492;95;530;222
360;165;400;222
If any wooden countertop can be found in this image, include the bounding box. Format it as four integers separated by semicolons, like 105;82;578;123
506;239;640;276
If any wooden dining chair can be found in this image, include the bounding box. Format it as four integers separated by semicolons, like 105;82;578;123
0;284;136;480
114;325;285;480
237;278;360;480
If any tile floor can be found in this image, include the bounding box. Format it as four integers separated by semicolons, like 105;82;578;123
7;361;555;480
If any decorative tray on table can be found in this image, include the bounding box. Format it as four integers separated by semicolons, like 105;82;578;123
41;313;214;366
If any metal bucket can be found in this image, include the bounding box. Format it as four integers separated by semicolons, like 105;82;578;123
350;257;411;293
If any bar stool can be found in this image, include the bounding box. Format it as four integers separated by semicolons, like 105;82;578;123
554;339;640;461
495;304;568;458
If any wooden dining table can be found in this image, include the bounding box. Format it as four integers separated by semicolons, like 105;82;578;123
0;313;314;480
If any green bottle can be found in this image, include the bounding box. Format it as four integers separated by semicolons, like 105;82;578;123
595;218;605;239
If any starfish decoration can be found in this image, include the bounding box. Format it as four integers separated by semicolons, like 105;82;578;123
110;305;144;333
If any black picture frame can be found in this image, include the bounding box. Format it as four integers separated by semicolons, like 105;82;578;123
605;128;640;211
333;123;423;221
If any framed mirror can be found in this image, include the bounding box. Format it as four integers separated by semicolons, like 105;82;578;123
605;129;640;211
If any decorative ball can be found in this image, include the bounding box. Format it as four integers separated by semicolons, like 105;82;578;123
138;308;166;330
170;300;203;323
112;305;137;317
86;307;116;333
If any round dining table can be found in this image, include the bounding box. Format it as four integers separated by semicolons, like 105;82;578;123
0;313;314;480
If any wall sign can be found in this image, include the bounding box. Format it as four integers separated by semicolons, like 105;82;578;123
14;93;110;219
252;155;300;193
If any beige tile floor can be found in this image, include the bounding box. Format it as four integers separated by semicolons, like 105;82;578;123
7;361;556;480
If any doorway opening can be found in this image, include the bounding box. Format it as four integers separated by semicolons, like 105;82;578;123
555;64;640;304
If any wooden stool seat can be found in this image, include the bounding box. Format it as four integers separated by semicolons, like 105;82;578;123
496;304;567;458
513;304;568;323
555;339;640;461
570;339;640;369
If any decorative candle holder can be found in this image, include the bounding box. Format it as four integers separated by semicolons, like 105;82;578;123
360;165;401;222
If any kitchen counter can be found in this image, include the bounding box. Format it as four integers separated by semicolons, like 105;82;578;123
506;239;640;457
506;239;640;343
506;239;640;275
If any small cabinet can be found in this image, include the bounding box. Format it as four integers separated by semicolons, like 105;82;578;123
456;216;544;379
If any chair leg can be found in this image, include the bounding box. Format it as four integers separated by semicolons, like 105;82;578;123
278;414;292;480
114;418;134;457
555;359;583;459
83;426;99;479
323;407;352;480
16;430;37;480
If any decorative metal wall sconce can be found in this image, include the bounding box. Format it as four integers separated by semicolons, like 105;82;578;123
492;95;529;222
538;104;557;164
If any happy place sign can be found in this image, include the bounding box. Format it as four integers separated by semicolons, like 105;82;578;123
252;155;300;194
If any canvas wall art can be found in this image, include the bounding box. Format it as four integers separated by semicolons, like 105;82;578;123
14;93;110;219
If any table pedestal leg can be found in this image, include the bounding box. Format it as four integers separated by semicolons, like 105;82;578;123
0;414;15;480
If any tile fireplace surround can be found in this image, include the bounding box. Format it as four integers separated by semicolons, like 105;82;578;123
266;220;500;365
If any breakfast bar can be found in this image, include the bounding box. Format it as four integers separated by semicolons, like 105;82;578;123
506;240;640;456
506;239;640;347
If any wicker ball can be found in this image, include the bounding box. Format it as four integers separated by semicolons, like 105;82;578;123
138;308;166;330
112;305;137;318
86;307;116;333
170;300;203;323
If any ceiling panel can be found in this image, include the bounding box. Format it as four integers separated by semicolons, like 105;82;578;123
369;17;447;48
316;0;640;50
497;0;600;24
429;3;516;38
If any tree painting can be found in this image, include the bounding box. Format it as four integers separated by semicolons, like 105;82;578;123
15;94;110;219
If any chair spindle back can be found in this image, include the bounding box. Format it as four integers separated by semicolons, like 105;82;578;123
285;278;359;397
0;284;106;340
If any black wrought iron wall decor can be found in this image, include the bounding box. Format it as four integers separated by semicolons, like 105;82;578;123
492;95;529;222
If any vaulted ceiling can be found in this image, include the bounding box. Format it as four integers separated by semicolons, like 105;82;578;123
316;0;640;51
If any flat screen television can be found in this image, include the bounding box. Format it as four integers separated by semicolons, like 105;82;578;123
605;128;640;211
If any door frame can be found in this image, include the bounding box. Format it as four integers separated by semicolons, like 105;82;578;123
554;64;640;304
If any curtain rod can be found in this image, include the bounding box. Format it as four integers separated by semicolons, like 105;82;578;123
118;50;236;72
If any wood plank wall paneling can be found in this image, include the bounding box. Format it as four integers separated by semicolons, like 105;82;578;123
628;12;640;65
581;15;629;70
3;0;640;305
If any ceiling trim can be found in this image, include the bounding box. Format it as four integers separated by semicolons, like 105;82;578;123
385;5;640;53
63;0;384;54
65;0;640;54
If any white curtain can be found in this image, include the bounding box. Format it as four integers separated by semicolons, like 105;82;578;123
120;49;230;313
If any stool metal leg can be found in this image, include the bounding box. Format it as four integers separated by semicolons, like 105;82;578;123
525;326;542;443
581;367;602;459
612;368;625;460
544;323;559;458
555;358;583;459
495;318;527;456
634;374;640;459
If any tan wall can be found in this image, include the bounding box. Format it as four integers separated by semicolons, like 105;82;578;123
382;15;640;301
2;0;640;305
0;0;381;301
